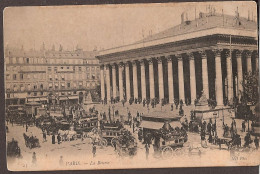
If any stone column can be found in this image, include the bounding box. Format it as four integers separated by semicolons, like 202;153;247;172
167;56;174;103
118;63;124;100
125;62;131;101
177;55;185;102
226;51;233;103
246;51;252;73
188;53;197;104
200;51;209;99
236;50;243;99
105;65;111;102
132;61;138;99
100;65;105;101
148;59;155;99
157;57;164;101
213;49;224;106
112;64;117;98
140;60;147;100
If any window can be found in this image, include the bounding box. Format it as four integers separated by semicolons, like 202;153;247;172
7;94;10;98
13;74;17;80
27;92;31;95
73;91;77;94
40;92;43;95
6;74;10;80
26;58;29;64
40;84;43;89
73;66;75;71
48;67;52;71
61;83;65;89
91;67;95;71
20;74;23;80
86;67;90;72
34;85;37;90
20;84;24;91
67;67;69;69
34;92;37;96
67;83;70;88
79;67;82;72
61;67;64;69
55;83;58;89
54;67;57;71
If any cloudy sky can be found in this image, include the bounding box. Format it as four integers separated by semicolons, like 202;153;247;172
4;1;257;51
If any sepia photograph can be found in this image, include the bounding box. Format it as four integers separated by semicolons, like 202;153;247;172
3;1;259;171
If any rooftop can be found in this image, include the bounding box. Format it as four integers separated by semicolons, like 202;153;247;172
135;13;257;44
98;12;257;57
5;47;99;59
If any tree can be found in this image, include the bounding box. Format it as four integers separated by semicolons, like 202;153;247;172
241;71;259;105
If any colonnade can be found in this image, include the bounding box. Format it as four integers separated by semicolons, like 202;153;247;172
100;49;258;106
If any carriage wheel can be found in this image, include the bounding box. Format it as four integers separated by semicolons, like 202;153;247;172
100;139;108;147
173;148;182;156
162;146;173;158
111;138;117;148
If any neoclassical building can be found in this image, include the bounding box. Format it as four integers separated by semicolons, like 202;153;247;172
97;11;258;106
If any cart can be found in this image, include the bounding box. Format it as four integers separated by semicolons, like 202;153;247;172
153;122;187;158
23;133;40;149
100;121;124;147
114;129;137;157
7;139;21;158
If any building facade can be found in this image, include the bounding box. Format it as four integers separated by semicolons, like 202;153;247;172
97;12;258;106
5;46;100;106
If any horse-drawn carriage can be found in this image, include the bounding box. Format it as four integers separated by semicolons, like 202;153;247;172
114;129;137;157
100;121;124;147
23;133;40;149
7;139;21;158
74;114;98;134
153;121;187;158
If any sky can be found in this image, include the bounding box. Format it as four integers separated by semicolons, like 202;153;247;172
4;1;257;52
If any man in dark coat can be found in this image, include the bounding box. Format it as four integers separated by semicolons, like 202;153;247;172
52;134;55;144
254;136;259;150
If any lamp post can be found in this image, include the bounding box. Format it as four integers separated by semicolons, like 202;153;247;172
112;105;115;122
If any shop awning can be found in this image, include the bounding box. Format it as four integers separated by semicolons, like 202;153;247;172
139;121;164;130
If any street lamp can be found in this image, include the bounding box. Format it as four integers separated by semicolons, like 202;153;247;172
112;105;115;122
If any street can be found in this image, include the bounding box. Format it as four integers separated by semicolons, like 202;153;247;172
6;103;260;171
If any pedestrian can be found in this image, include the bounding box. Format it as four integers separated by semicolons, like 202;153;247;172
32;152;37;165
133;121;135;133
26;124;28;132
145;143;149;160
57;134;61;144
254;136;259;150
43;131;47;142
92;145;96;158
208;133;213;143
52;134;55;144
171;104;173;111
242;121;246;132
59;156;64;166
244;133;251;148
